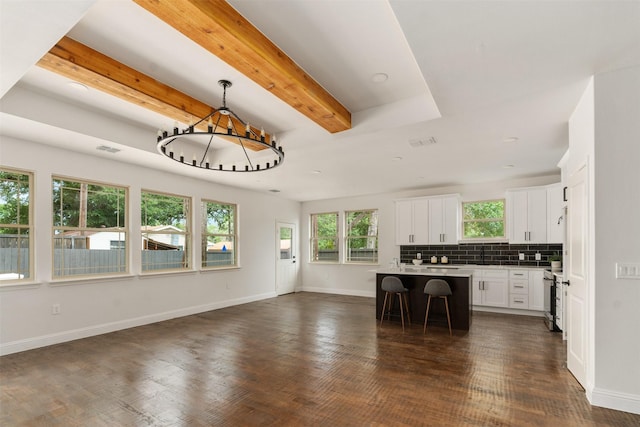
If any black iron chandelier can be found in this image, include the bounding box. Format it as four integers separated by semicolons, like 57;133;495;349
156;80;284;172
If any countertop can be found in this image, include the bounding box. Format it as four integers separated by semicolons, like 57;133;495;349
375;267;474;277
375;263;548;277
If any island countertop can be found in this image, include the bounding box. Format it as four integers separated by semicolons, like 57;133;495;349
374;266;474;277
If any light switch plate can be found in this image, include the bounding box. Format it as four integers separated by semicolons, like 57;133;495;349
616;263;640;279
519;253;525;260
535;253;541;261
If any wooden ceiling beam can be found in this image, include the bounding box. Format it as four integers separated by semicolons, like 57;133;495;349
132;0;351;133
37;36;268;151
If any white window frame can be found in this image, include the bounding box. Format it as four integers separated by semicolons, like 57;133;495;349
344;209;379;264
141;190;191;273
201;199;237;269
461;199;506;241
52;176;128;279
0;168;34;284
310;212;339;263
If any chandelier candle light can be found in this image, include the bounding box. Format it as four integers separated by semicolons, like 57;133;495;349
156;80;284;172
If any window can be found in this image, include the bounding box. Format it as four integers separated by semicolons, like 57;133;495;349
462;199;505;239
345;209;378;264
310;212;338;262
0;169;33;282
202;200;237;269
52;178;127;278
141;191;191;272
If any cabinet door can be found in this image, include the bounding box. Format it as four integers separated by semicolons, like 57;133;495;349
472;271;483;306
412;199;430;244
442;196;459;244
428;196;459;244
528;270;545;311
482;278;509;307
395;200;413;245
508;190;529;243
547;184;564;244
527;188;547;243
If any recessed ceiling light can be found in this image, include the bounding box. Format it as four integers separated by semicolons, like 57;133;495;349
503;164;515;169
68;81;88;92
392;156;403;161
371;73;388;83
268;189;281;193
311;170;322;174
503;137;519;143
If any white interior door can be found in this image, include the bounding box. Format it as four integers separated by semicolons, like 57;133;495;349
567;165;588;388
276;222;297;295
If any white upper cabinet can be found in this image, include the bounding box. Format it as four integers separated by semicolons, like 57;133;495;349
546;183;565;244
428;195;460;244
395;198;429;245
507;187;548;243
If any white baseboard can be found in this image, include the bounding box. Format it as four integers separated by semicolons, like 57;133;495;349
588;386;640;415
300;286;375;298
0;291;277;356
473;305;545;317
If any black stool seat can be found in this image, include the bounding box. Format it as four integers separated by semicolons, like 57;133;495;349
423;278;452;336
380;276;411;331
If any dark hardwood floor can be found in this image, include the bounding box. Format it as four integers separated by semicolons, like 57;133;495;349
1;292;638;426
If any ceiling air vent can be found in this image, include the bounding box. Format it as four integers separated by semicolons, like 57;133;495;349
408;137;437;148
96;145;121;153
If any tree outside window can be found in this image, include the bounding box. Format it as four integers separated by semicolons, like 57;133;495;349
345;210;378;264
141;191;191;272
310;212;338;262
202;200;237;268
52;178;127;278
462;199;505;239
0;169;32;282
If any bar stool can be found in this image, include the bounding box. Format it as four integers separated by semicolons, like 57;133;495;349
423;279;452;336
380;276;411;331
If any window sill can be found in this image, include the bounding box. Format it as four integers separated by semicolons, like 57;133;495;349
309;261;340;265
49;274;136;286
200;266;241;273
0;281;44;291
138;270;198;279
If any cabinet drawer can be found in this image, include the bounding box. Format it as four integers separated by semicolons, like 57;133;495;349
509;270;529;280
510;280;529;294
483;269;509;279
509;294;529;308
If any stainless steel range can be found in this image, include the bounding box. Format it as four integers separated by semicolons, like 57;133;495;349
543;269;560;332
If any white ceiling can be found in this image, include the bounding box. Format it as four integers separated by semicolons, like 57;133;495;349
1;0;639;201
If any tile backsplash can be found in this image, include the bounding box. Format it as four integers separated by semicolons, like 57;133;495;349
400;242;562;267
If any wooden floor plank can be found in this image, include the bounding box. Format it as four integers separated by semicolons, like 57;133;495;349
1;292;638;426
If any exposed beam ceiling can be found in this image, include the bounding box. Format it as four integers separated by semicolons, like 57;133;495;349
132;0;351;134
38;36;268;151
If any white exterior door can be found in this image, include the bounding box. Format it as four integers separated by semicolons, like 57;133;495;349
276;222;297;295
567;165;588;388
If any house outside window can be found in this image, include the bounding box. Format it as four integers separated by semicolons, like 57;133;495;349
345;209;378;264
141;190;191;272
310;212;339;262
202;200;237;269
52;177;128;278
0;169;33;282
462;199;505;239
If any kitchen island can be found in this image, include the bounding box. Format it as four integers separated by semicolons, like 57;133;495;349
375;267;473;331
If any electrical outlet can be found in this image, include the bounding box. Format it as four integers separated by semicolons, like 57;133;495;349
519;253;525;261
51;304;61;315
535;252;541;261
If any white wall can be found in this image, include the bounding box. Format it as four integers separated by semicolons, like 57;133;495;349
300;175;560;297
591;66;640;411
0;136;301;355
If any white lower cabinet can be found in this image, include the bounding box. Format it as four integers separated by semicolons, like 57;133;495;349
528;270;545;311
473;269;509;308
474;268;545;311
